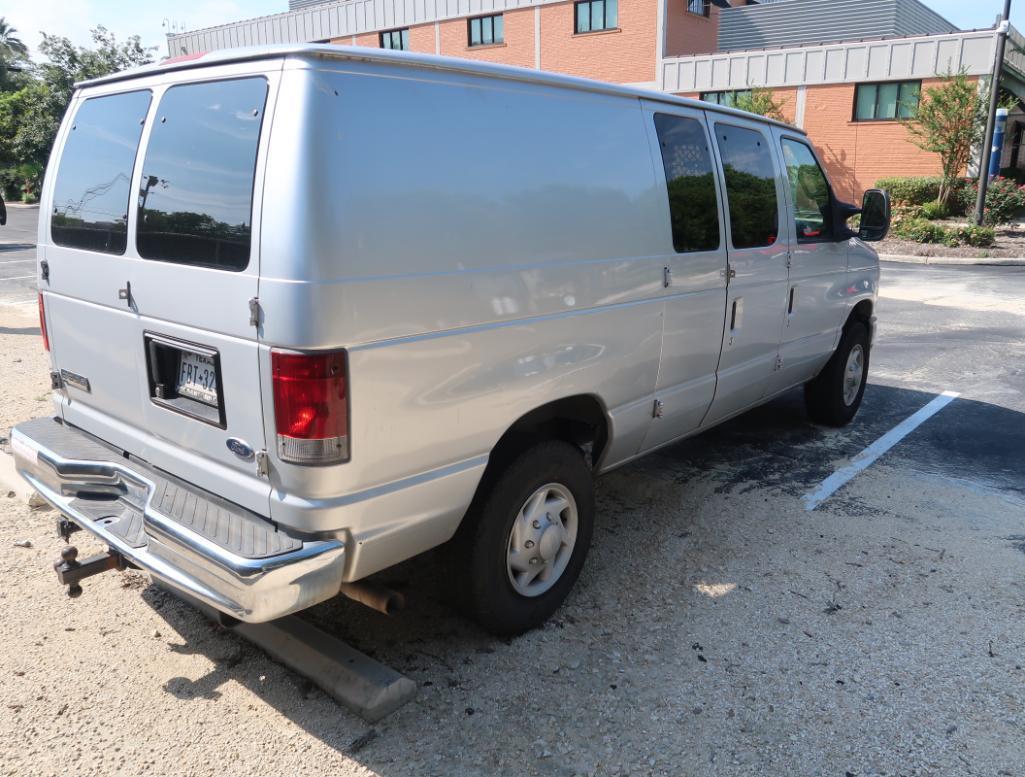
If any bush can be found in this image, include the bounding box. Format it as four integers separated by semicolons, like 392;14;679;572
891;217;995;248
875;176;943;206
893;217;946;243
919;200;948;220
955;176;1025;224
945;224;996;248
1000;167;1025;186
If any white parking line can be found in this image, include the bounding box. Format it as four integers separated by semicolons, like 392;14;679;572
0;258;34;265
0;275;36;281
803;390;960;511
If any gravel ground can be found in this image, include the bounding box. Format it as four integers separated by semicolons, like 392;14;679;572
3;448;1024;777
877;222;1025;259
2;263;1025;776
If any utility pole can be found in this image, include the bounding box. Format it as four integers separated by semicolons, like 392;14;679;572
975;0;1014;225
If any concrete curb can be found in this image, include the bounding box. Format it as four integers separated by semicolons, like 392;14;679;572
0;449;48;509
879;253;1025;266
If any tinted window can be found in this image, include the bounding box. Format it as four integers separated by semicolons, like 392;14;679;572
854;81;921;121
653;114;720;253
380;29;409;50
575;0;617;33
781;139;833;241
714;124;779;250
137;78;267;271
51;91;152;254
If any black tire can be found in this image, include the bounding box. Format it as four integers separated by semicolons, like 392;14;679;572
451;439;595;636
805;320;870;427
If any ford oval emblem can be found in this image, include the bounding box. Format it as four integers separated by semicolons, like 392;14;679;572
226;438;254;461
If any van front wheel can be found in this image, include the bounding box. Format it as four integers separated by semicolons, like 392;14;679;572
455;440;594;636
805;320;870;426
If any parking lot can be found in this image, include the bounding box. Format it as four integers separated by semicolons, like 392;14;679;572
0;206;38;307
1;208;1024;776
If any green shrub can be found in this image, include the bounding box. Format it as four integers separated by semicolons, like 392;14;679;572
919;200;948;220
1000;167;1025;185
945;224;995;247
875;176;943;206
955;176;1025;224
892;217;995;248
893;217;945;243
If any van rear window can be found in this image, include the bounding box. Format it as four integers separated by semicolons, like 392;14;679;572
136;77;268;271
51;91;152;254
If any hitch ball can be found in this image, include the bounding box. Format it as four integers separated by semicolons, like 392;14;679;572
53;545;124;598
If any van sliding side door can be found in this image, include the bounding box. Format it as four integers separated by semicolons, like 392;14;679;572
701;115;791;427
636;102;729;452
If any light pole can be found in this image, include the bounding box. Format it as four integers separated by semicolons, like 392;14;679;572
975;0;1014;226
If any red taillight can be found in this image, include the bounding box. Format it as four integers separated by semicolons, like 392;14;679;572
271;350;349;465
38;292;49;352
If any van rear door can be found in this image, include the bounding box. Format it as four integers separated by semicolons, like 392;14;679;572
42;68;279;516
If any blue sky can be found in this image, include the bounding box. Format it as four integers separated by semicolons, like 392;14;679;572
5;0;1024;62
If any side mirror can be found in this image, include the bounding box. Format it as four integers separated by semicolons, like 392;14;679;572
858;189;890;242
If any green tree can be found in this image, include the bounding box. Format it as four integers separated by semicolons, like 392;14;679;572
902;71;987;209
38;25;154;106
0;17;30;91
0;26;154;201
734;87;786;122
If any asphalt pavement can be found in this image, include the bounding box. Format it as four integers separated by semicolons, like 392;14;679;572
0;205;39;306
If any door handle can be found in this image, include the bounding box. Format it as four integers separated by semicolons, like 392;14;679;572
788;286;797;316
118;281;133;308
730;297;743;331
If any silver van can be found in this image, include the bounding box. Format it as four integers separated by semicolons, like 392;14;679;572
13;45;889;635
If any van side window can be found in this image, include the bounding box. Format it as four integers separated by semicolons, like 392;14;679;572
780;139;833;242
653;114;720;254
136;77;268;271
51;91;152;255
714;124;779;250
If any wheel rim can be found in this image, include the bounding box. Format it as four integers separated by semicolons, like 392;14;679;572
506;483;578;598
843;344;865;407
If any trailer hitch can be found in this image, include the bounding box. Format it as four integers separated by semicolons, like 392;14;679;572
53;546;129;598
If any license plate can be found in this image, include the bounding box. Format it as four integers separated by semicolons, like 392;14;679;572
176;351;218;406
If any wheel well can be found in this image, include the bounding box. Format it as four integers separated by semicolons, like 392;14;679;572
487;395;609;476
847;300;873;330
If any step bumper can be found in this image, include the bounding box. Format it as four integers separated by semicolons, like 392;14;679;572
10;417;346;623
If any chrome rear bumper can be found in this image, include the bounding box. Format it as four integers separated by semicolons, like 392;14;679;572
11;417;345;623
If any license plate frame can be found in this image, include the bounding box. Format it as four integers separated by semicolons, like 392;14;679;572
144;333;226;428
176;350;219;407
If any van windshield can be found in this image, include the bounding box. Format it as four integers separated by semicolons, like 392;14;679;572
136;77;268;272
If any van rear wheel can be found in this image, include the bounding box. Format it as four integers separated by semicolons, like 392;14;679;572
805;320;870;427
454;440;594;636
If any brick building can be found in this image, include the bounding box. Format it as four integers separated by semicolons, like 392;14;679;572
167;0;1025;200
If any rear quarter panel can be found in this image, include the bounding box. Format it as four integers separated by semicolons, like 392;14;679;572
258;58;671;531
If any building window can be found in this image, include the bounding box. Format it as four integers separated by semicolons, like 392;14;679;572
715;123;780;250
575;0;618;34
468;14;504;47
380;28;410;51
687;0;710;17
700;90;752;109
653;114;721;253
854;81;921;121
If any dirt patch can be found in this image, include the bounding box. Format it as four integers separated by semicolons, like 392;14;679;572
0;304;50;448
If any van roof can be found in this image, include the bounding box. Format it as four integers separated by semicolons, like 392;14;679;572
78;44;805;135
